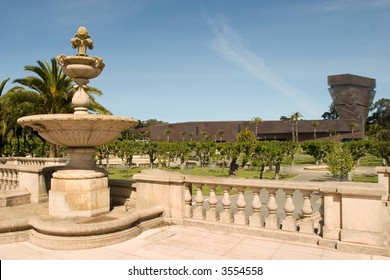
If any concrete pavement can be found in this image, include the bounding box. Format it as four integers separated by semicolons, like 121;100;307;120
0;225;389;260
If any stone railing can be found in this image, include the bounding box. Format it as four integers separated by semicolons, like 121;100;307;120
108;179;136;208
0;166;19;191
0;159;66;206
0;157;68;167
133;168;390;256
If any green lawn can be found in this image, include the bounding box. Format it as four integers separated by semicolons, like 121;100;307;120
108;166;296;180
352;175;378;183
358;155;383;167
107;165;297;196
107;167;142;180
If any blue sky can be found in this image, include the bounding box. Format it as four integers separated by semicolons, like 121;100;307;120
1;0;389;123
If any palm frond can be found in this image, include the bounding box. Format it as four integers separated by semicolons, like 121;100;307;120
0;78;10;96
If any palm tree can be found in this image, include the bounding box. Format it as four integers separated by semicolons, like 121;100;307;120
0;78;10;156
0;78;9;96
291;112;303;142
163;128;172;142
250;117;263;140
349;122;359;140
312;121;320;140
11;58;110;156
180;131;187;141
217;129;224;142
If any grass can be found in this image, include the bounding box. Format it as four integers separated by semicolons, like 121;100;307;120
359;155;383;167
107;165;297;196
107;167;142;180
352;175;378;183
290;154;316;165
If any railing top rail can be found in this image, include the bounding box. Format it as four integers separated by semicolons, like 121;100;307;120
0;157;68;165
134;169;385;197
185;174;321;191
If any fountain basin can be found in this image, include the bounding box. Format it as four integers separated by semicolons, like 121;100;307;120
17;114;137;147
57;55;104;80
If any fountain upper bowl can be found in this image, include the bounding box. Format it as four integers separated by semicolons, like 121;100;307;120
57;55;105;80
17;114;137;147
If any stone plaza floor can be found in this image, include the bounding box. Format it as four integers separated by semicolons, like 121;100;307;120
0;225;389;260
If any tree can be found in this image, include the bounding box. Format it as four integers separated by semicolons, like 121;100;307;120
163;128;172;142
301;140;333;164
236;127;256;143
322;103;339;120
180;131;187;141
194;138;216;174
217;129;224;142
291;112;303;142
135;119;168;129
369;141;390;166
10;58;109;157
0;78;9;96
326;142;354;181
115;140;142;175
176;142;192;169
280;115;294;142
218;142;241;176
344;140;371;165
367;98;390;129
251;141;269;179
0;78;11;156
236;128;256;169
312;121;320;140
157;142;177;167
367;124;390;141
140;141;158;168
250;117;262;140
349;122;358;140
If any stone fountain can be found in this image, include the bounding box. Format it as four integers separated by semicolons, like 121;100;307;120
17;27;138;218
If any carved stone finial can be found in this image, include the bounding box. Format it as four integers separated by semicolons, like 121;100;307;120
70;26;94;56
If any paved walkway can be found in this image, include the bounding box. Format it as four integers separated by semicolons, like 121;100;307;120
0;225;389;260
286;165;376;182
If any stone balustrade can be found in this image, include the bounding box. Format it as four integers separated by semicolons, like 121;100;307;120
0;157;68;167
0;159;66;206
133;169;390;256
0;166;19;191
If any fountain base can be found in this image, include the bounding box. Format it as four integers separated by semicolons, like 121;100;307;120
48;147;110;218
49;173;110;218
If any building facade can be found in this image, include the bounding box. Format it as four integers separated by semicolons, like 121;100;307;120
134;74;376;142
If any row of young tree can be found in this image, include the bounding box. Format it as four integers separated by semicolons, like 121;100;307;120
96;130;389;181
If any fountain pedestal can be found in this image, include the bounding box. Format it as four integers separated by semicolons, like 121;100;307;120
49;171;109;218
49;147;109;217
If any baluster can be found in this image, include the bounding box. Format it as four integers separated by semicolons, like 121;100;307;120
299;190;314;234
282;189;297;231
0;170;4;190
10;170;17;189
234;186;247;225
220;185;233;223
206;185;219;221
265;188;279;229
314;192;324;235
184;183;193;218
193;184;205;219
4;170;10;190
249;187;262;227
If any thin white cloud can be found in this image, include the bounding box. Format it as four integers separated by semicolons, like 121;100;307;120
206;16;321;118
309;0;390;13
